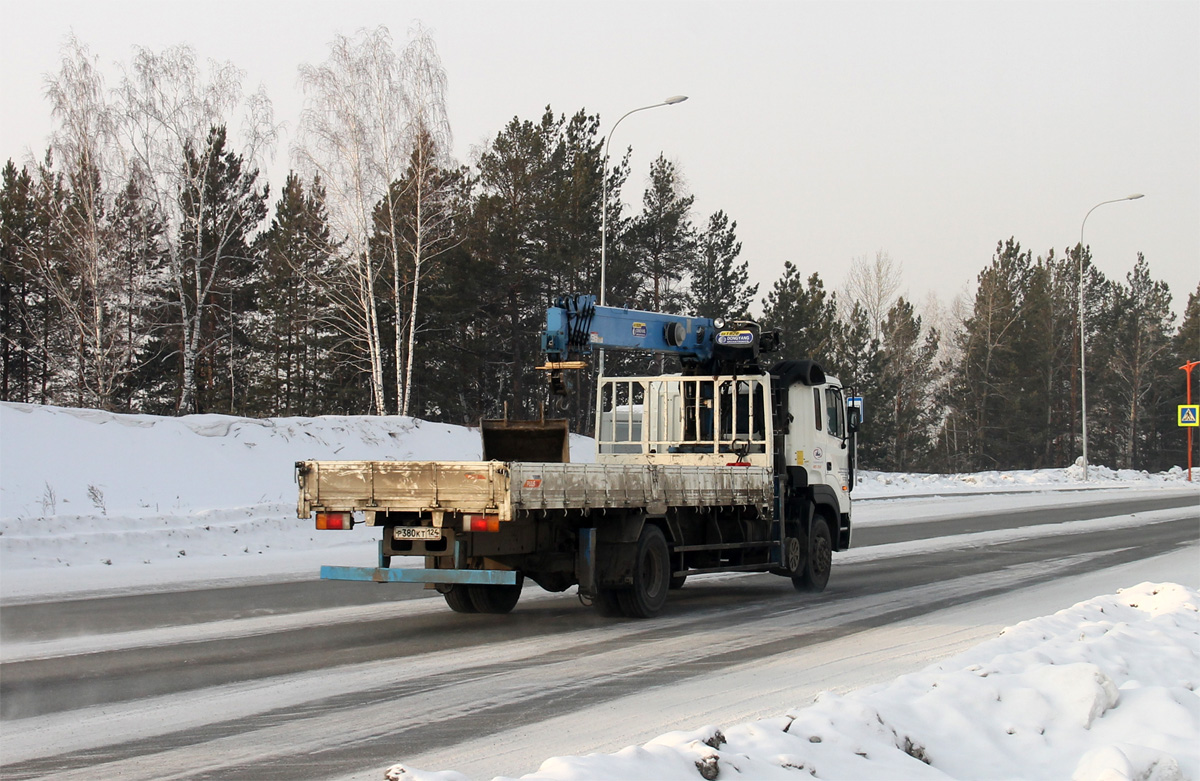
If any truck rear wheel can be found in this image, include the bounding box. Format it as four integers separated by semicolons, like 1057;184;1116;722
442;584;478;613
793;516;832;593
618;525;670;618
469;576;524;614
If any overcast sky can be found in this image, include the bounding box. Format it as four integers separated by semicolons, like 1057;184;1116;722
2;0;1197;318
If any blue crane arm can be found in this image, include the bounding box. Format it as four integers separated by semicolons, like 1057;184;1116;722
541;294;716;364
540;295;779;383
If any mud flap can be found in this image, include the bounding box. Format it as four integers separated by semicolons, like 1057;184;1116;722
576;527;597;596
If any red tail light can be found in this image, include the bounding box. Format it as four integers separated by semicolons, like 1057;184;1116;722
316;511;353;530
464;514;500;532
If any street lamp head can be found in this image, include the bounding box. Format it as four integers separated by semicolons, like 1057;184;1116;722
1126;193;1145;200
663;95;689;105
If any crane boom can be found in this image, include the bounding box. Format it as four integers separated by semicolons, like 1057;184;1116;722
540;294;779;384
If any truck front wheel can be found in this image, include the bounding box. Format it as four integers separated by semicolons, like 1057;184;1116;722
793;516;832;593
618;525;670;618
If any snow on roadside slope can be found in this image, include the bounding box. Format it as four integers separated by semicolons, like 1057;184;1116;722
385;582;1200;781
855;463;1195;497
0;400;1194;602
0;401;590;599
0;400;491;519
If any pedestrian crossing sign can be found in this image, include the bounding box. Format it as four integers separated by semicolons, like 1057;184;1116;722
1180;405;1200;427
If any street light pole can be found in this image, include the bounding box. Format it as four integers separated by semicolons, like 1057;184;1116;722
598;95;688;378
1078;193;1144;480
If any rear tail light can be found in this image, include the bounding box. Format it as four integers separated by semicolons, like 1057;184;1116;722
316;511;354;530
463;514;500;532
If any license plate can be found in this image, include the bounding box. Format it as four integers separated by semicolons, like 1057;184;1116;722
393;527;441;541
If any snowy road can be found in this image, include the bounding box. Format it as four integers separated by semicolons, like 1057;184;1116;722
1;488;1197;780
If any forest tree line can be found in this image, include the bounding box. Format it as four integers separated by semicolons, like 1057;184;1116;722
1;28;1197;474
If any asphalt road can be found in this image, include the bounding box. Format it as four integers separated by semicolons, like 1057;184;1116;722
1;489;1197;780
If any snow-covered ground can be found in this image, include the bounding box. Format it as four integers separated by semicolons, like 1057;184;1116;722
2;401;1198;780
387;580;1200;781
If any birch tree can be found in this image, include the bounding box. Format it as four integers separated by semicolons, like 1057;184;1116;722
296;26;410;414
844;250;903;342
35;36;136;410
114;44;274;413
393;27;458;416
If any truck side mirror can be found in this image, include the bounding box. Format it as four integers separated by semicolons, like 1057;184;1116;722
847;408;861;433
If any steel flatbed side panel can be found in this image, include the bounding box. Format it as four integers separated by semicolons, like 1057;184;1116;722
299;459;773;518
368;461;509;516
297;460;511;518
507;463;772;511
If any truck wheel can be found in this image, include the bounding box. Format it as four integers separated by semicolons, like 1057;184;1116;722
469;575;524;614
785;535;803;574
618;525;670;618
793;516;832;593
442;584;478;613
669;573;687;590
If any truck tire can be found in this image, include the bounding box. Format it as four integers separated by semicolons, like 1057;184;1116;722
442;584;478;613
793;515;832;593
469;576;524;614
669;573;687;590
618;525;670;618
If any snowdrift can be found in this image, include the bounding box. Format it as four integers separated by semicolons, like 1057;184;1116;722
387;582;1200;781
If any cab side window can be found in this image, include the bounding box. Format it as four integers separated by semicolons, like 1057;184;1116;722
825;388;844;437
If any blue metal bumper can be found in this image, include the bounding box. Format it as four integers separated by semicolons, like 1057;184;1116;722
320;565;519;586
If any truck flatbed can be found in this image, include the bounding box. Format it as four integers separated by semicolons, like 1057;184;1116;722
297;459;773;522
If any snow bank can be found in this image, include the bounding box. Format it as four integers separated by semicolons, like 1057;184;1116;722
2;401;1194;601
855;461;1193;498
0;402;592;595
384;582;1200;781
0;401;488;520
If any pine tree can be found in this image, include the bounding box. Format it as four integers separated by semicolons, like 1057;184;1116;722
1;160;40;402
626;154;695;315
471;110;561;418
173;125;269;414
829;300;886;467
685;210;757;320
1178;284;1200;363
875;298;940;471
19;154;74;405
939;239;1032;470
760;262;838;365
1167;284;1200;470
251;172;344;416
468;107;610;428
109;174;166;412
1090;255;1175;468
